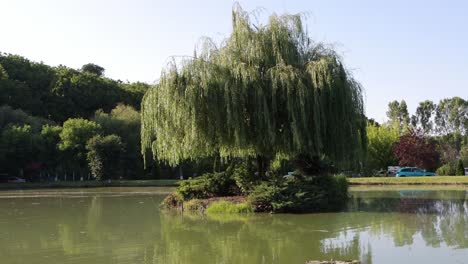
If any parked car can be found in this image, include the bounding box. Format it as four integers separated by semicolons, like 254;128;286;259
396;167;435;177
7;177;26;183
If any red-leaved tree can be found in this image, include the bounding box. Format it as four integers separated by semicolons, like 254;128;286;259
393;129;439;170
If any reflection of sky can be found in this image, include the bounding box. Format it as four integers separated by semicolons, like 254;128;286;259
366;232;467;264
323;226;468;264
0;189;467;264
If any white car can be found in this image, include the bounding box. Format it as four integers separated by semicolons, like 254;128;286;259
7;177;26;183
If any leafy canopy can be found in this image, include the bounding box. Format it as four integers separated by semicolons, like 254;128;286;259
366;123;399;171
142;5;366;167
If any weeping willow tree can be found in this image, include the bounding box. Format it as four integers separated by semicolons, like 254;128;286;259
142;5;366;174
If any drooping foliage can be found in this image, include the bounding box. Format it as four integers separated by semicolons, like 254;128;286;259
142;5;366;169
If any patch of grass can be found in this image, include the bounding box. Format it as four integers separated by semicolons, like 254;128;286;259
349;176;468;185
0;179;180;190
206;201;253;214
184;199;205;212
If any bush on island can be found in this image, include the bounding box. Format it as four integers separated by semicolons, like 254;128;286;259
248;175;349;213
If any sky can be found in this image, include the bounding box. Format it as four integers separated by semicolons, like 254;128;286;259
1;0;467;121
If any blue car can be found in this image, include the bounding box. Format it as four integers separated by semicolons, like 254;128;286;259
396;167;436;177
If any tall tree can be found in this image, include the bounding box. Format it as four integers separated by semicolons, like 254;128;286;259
387;100;409;132
94;104;143;179
411;100;436;134
58;118;101;174
0;125;38;176
435;97;468;136
366;123;399;171
86;134;124;180
141;5;367;174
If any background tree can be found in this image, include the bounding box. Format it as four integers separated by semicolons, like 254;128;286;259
460;145;468;167
393;130;439;171
59;118;101;176
39;124;63;175
141;6;367;175
387;100;409;133
94;104;143;179
411;100;436;134
366;123;399;172
81;63;105;76
0;125;38;177
86;134;124;180
435;97;468;136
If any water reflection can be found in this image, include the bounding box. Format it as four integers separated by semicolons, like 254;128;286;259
0;189;466;264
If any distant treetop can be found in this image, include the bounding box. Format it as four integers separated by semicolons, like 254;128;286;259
81;63;105;76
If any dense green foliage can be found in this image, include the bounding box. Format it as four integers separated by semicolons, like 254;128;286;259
86;134;124;180
0;52;149;122
248;175;348;213
142;6;366;170
0;52;155;181
365;123;399;172
93;104;144;179
177;171;239;200
436;162;456;176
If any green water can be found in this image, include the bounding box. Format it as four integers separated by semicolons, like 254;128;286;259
0;187;467;264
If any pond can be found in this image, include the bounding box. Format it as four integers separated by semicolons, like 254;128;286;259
0;186;467;264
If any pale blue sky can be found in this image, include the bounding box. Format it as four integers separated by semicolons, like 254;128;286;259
1;0;467;121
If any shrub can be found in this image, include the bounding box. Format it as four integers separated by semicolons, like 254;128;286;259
436;162;456;176
456;160;465;176
229;161;258;194
248;175;349;213
161;193;183;210
177;171;239;200
206;201;253;214
177;177;210;200
184;199;205;212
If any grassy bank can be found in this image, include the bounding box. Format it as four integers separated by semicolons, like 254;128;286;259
0;179;179;190
349;176;468;185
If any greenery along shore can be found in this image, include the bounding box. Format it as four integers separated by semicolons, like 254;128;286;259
349;176;468;185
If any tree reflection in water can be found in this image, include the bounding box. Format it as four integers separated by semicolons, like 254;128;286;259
0;189;466;264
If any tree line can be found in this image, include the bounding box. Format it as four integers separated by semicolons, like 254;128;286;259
366;98;467;175
0;53;152;181
1;50;466;181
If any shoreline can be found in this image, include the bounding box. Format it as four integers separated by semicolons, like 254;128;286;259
348;176;468;186
0;179;179;190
